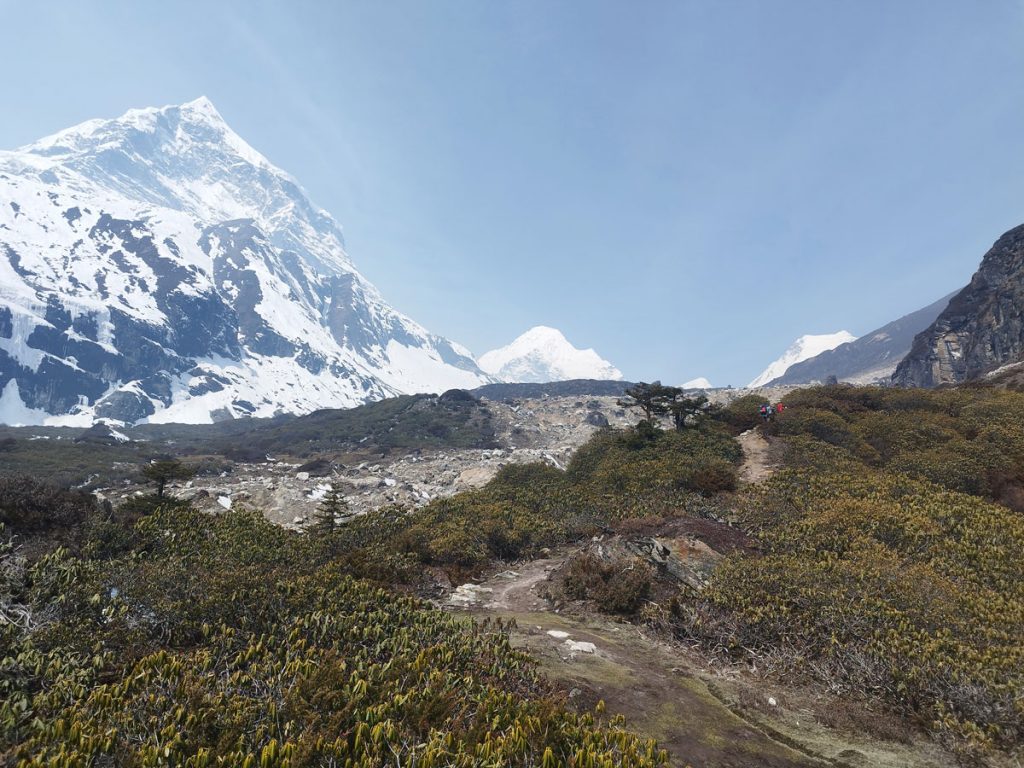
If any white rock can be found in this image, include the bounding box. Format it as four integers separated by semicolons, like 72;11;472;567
448;584;494;606
767;697;778;707
546;630;570;640
563;640;597;654
217;495;231;510
295;471;310;481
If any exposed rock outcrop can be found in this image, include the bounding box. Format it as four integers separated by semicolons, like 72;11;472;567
893;223;1024;387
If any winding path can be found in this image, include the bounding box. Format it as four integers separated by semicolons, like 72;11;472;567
452;554;823;768
444;432;955;768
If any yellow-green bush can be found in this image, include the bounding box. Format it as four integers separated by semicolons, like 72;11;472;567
1;505;667;767
688;385;1024;754
776;385;1024;502
562;553;655;615
399;423;742;573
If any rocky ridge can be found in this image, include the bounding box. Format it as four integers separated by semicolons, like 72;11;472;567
894;223;1024;387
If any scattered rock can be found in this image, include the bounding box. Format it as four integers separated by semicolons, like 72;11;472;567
448;584;494;607
562;639;597;655
156;394;645;526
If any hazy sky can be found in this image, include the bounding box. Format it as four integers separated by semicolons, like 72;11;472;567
3;1;1024;385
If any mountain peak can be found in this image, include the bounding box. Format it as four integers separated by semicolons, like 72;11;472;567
479;327;622;383
1;95;344;268
180;95;221;118
748;331;856;388
683;377;713;389
15;96;259;169
516;326;569;343
0;100;489;425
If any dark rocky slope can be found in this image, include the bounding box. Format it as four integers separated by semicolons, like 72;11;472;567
894;223;1024;387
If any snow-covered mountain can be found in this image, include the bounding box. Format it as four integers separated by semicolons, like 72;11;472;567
748;331;856;388
0;97;489;426
478;326;622;383
682;377;712;389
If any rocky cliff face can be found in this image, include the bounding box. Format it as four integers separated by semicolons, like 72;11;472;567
893;223;1024;387
0;98;489;425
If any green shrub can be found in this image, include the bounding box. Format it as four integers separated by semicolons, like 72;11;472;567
1;505;668;767
713;394;766;434
685;384;1024;755
563;553;654;615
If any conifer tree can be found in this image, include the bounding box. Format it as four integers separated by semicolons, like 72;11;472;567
313;481;348;533
141;459;195;498
617;382;681;424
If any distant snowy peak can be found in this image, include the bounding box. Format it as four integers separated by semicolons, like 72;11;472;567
478;326;622;384
683;377;713;389
748;331;857;388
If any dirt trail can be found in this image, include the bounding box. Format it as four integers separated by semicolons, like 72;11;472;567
456;555;818;768
450;554;956;768
737;428;776;484
444;431;957;767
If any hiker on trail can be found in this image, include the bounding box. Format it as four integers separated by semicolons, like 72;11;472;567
775;402;785;415
760;404;771;422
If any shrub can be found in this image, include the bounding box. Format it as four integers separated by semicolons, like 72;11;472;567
685;386;1024;755
713;394;766;434
563;553;654;615
2;505;668;766
0;476;96;536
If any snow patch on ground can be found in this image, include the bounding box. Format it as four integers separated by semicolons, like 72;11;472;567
381;340;488;394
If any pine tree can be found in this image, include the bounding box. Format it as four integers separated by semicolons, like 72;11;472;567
141;459;195;498
668;394;709;430
617;382;681;425
313;481;348;533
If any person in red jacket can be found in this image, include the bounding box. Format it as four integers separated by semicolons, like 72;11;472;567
775;402;785;415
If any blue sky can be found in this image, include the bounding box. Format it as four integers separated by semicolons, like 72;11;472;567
4;1;1024;385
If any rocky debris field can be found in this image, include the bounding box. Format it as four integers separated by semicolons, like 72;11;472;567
144;395;639;527
95;385;795;528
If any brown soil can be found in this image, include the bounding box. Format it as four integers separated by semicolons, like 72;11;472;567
737;429;778;484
